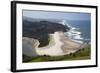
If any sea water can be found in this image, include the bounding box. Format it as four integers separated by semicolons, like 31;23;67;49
63;20;91;43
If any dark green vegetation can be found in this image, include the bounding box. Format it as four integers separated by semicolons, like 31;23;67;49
23;47;91;63
23;18;70;47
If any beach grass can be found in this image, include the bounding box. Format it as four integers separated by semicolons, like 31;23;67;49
23;47;91;63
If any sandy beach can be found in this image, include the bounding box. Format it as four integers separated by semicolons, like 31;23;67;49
23;31;84;57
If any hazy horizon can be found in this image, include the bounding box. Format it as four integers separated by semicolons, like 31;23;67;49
23;10;91;21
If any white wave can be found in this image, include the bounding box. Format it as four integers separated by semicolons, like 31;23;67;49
71;27;76;30
73;35;83;40
59;20;67;25
59;20;72;28
59;20;84;42
70;30;81;35
71;39;83;44
62;20;84;42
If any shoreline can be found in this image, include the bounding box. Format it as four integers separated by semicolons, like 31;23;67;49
23;31;84;57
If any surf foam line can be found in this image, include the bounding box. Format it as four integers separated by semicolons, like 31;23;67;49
61;20;84;43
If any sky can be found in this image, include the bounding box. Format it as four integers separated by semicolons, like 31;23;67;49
23;10;91;21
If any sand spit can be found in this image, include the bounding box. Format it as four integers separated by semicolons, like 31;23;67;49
23;31;85;57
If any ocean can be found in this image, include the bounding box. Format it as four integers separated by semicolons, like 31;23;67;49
64;20;91;43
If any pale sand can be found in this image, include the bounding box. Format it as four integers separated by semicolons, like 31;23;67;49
23;31;83;57
34;32;64;56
